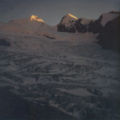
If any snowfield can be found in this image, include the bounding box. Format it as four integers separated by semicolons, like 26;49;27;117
0;31;120;120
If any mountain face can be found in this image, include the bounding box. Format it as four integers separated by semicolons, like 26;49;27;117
57;11;120;51
57;13;93;33
57;13;78;32
57;11;120;34
75;18;93;33
57;13;94;33
89;11;120;51
88;11;120;33
97;14;120;51
99;11;120;26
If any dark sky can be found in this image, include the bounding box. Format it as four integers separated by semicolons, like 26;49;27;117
0;0;120;25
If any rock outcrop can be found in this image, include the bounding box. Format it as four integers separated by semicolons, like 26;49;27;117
57;11;120;34
57;13;78;33
97;13;120;51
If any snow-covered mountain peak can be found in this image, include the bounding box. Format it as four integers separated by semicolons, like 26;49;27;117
30;15;45;23
60;13;78;27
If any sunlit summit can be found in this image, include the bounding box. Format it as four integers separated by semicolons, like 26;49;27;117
30;15;45;23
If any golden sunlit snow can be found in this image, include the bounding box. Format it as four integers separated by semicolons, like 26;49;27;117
67;13;78;20
30;15;45;23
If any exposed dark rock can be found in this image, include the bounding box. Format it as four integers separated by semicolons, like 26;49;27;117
57;24;76;33
58;24;76;33
57;13;78;33
43;34;55;39
75;19;88;33
88;16;103;33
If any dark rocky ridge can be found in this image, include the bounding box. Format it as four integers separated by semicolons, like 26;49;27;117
88;15;103;33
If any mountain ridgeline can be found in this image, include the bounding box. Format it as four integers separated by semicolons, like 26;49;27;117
57;11;120;51
0;11;120;51
57;11;120;33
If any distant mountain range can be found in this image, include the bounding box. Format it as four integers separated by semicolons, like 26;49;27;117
0;11;120;51
57;11;120;33
57;11;120;51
